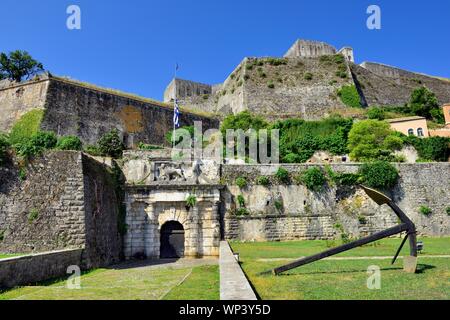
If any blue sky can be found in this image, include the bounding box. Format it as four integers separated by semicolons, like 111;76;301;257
1;0;449;101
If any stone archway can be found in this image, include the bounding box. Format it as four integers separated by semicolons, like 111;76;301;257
160;221;185;258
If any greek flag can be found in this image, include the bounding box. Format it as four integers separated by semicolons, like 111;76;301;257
173;100;180;128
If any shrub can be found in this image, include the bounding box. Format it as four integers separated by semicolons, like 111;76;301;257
300;167;326;192
282;153;304;164
446;207;450;216
18;167;27;181
15;131;57;158
84;145;102;156
275;167;290;184
138;142;163;151
185;195;197;209
367;107;386;120
267;82;275;89
304;72;313;81
419;206;432;216
0;134;10;165
166;126;195;145
415;137;450;162
236;208;249;216
257;176;270;187
333;172;361;186
337;85;362;108
274;200;283;212
28;208;39;223
56;136;82;151
235;177;248;189
237;195;245;207
348;120;404;162
9;109;45;145
358;215;367;224
98;129;124;158
359;161;399;189
409;87;441;121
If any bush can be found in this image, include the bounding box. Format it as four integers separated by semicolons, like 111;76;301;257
367;107;386;120
267;82;275;89
446;207;450;216
0;134;10;165
274;200;283;212
9;109;45;145
409;87;441;121
237;195;245;207
236;208;249;216
84;145;102;156
166;126;195;145
275;167;290;184
56;136;82;151
337;85;362;108
304;72;313;81
358;215;367;224
98;129;124;158
15;131;57;158
235;177;248;189
332;172;361;186
359;161;399;189
348;120;404;162
28;208;39;223
257;176;270;187
414;137;450;162
419;206;432;216
138;142;163;151
300;167;326;192
185;195;197;209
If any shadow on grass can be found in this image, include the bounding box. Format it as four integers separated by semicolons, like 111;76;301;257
110;258;180;270
415;264;436;274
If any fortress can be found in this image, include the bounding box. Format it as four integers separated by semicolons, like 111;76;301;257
164;39;450;120
1;39;449;289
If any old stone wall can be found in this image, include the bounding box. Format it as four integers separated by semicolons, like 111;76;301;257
0;75;219;147
221;163;450;241
0;249;83;290
0;152;86;253
284;40;337;58
0;75;49;132
81;155;121;267
0;151;121;268
352;62;450;106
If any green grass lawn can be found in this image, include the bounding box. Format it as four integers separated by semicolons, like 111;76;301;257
231;238;450;300
0;264;219;300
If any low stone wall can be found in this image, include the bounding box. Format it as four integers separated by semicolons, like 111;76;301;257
0;249;83;290
221;163;450;241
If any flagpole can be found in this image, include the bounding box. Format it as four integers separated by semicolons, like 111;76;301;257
173;64;177;150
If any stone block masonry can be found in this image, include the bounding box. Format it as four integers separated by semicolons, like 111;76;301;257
221;163;450;241
0;74;219;147
0;151;121;269
0;249;83;290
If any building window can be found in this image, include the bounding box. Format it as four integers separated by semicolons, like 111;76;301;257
417;128;424;137
408;129;414;136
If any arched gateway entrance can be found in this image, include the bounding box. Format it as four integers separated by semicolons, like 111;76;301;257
160;221;185;258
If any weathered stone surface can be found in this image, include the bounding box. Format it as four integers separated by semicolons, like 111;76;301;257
221;163;450;241
0;249;83;290
0;151;121;268
0;75;219;147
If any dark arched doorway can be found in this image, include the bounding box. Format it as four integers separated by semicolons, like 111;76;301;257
160;221;185;258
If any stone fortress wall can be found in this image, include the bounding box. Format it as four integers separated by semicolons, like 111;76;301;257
0;74;220;147
0;151;121;269
164;39;450;119
221;163;450;241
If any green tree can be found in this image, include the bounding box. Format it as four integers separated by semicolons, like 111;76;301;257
367;107;386;120
98;129;125;158
359;161;399;189
409;87;441;121
0;50;44;82
348;120;403;162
